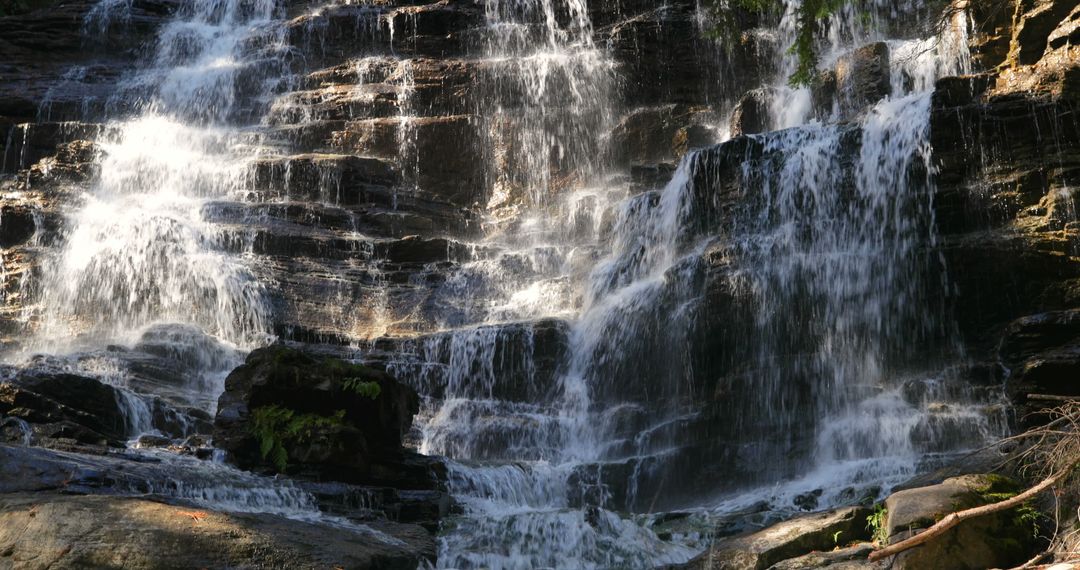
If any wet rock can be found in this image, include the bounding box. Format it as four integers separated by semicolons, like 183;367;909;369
833;42;891;116
372;319;570;404
880;474;1034;569
968;0;1015;70
998;309;1080;424
0;491;435;570
679;506;872;570
214;345;444;490
0;369;131;447
610;104;713;166
1008;0;1079;66
792;489;823;511
730;88;772;136
0;204;35;247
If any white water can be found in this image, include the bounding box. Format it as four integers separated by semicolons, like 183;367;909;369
5;0;287;425
408;2;1007;568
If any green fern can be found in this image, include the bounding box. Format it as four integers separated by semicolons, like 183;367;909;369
249;405;346;472
343;377;381;399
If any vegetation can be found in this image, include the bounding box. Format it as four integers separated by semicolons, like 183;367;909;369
866;503;889;545
344;377;382;399
249;405;346;472
704;0;852;86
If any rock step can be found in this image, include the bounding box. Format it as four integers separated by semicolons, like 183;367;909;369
372;318;570;404
265;116;486;210
206;199;474;240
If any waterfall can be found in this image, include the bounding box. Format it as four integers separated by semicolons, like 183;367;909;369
2;0;1016;566
5;0;289;422
411;1;1006;567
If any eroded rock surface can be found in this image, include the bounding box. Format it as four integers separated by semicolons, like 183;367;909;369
0;492;435;570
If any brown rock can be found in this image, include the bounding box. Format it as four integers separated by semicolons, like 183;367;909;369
0;492;435;570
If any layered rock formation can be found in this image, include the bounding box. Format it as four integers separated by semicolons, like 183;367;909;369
1;0;1080;567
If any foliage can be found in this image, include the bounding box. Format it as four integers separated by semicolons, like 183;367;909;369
343;377;381;399
866;503;889;545
249;405;346;472
705;0;864;86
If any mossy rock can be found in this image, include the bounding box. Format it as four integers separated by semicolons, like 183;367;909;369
882;474;1037;570
213;345;427;486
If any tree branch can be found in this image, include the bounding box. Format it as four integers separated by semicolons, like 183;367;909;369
868;462;1079;562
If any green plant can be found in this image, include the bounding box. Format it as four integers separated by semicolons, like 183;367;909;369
343;377;381;399
1014;502;1042;539
832;530;844;546
705;0;852;86
249;405;345;472
866;503;889;545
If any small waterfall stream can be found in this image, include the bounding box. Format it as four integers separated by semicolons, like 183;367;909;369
1;0;1015;567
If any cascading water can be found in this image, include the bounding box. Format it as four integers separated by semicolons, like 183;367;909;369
11;0;285;417
0;0;353;528
393;0;1008;567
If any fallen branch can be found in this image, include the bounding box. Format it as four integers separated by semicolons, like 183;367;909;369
868;462;1079;562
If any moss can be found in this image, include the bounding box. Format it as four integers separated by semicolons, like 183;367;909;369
249;405;346;472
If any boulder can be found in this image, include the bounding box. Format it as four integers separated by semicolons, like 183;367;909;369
679;506;872;570
214;345;443;489
880;474;1035;569
0;369;131;447
0;492;435;570
834;42;891;115
730;88;772;137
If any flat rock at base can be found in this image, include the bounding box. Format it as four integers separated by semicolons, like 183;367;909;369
679;506;872;570
0;492;434;570
767;542;880;569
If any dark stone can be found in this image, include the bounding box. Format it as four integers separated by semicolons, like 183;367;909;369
730;88;772;136
0;369;131;447
0;205;35;247
214;345;444;491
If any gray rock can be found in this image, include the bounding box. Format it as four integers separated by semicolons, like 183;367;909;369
680;506;872;570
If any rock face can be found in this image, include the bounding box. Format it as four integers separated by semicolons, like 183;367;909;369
214;345;442;489
0;492;435;570
930;0;1080;422
0;368;132;447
